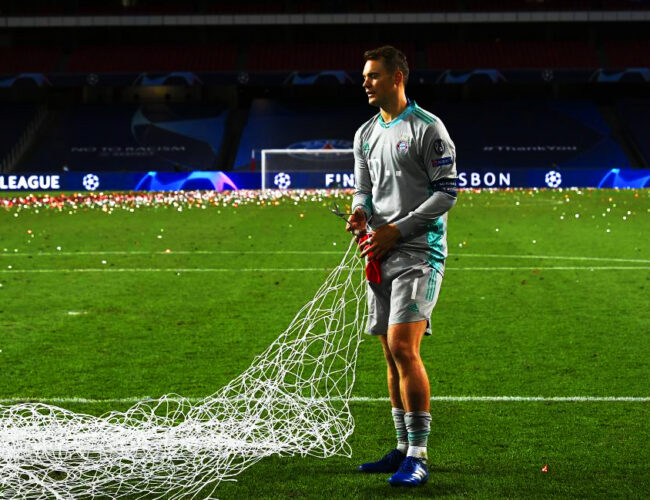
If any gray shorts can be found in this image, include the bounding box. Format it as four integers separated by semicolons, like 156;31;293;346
366;251;443;336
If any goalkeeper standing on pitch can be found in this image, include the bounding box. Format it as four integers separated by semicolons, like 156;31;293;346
347;46;458;487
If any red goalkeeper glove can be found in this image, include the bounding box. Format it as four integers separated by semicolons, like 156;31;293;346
356;233;381;284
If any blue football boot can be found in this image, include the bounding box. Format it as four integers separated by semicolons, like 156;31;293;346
358;449;405;473
388;456;429;486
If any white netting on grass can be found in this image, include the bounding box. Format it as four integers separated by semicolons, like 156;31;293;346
0;239;366;499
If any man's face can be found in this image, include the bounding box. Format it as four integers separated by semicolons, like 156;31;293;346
362;58;399;108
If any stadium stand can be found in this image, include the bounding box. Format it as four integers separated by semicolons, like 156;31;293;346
76;4;196;15
67;45;237;73
0;104;39;160
0;41;607;75
0;47;61;73
461;0;650;11
233;97;629;171
427;41;600;70
246;43;415;72
427;99;631;169
604;40;650;67
12;97;635;173
20;104;230;172
4;40;602;74
4;0;650;15
233;99;374;169
617;99;650;166
1;0;648;174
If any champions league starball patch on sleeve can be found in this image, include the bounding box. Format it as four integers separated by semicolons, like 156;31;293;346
433;138;446;155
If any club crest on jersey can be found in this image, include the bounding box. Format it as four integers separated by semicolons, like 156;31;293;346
434;139;445;155
396;136;410;154
362;142;370;155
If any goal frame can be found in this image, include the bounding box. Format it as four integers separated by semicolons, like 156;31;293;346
260;148;355;190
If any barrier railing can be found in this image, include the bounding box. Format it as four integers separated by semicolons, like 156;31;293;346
0;105;48;175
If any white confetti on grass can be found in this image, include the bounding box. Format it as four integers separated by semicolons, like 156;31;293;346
0;239;367;499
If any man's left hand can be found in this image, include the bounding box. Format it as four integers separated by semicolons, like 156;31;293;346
360;224;401;261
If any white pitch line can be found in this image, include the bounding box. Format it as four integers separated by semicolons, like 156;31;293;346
446;266;650;271
1;250;343;257
0;396;647;405
2;250;649;264
1;266;650;274
456;253;650;264
0;268;334;273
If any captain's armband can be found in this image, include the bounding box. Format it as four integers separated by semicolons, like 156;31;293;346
430;177;458;198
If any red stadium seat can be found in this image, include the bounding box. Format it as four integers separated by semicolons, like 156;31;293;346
427;41;600;70
246;43;415;72
605;40;650;67
66;45;237;73
0;47;61;73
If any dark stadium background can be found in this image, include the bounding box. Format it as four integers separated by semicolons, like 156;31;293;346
0;0;649;178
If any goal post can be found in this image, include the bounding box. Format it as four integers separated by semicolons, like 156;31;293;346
260;148;355;190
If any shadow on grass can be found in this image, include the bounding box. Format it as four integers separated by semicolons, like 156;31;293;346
353;476;467;499
215;456;468;499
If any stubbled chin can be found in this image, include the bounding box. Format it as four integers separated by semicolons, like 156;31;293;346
367;97;380;107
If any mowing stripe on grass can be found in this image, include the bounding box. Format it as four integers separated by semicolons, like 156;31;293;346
2;266;650;273
2;250;649;264
0;396;647;404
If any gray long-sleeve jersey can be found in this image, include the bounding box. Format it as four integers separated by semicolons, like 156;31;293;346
352;100;457;275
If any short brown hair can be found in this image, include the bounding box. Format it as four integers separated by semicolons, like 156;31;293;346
363;45;409;86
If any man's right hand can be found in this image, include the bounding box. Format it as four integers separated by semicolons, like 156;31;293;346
346;208;367;236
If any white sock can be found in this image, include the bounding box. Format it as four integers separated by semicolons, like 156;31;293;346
407;445;428;460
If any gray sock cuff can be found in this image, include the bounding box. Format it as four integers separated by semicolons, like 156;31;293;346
404;411;431;448
404;412;432;431
404;411;431;419
391;408;408;443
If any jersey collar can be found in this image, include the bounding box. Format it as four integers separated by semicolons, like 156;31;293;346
378;98;415;128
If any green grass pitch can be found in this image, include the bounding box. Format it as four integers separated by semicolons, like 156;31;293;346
0;188;648;499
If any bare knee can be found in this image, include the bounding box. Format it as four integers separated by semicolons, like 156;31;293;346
387;338;420;366
387;321;426;367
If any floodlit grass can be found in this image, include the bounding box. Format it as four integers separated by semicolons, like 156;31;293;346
0;188;648;499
